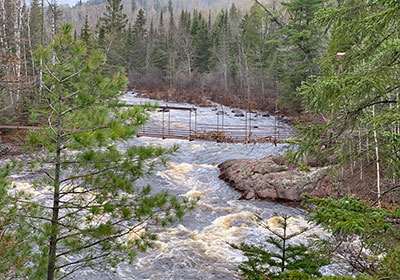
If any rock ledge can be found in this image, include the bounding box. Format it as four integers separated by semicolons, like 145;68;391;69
218;155;331;201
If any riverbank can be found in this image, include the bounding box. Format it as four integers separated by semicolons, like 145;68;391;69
128;85;313;125
0;129;26;159
218;154;400;206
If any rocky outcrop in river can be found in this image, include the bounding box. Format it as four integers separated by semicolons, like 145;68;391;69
218;155;332;202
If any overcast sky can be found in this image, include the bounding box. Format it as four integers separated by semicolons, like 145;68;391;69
58;0;79;6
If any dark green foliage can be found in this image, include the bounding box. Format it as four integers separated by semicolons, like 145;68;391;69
277;0;325;111
21;24;197;279
129;9;147;74
80;14;92;45
303;195;400;275
231;215;329;279
0;164;33;279
133;9;146;37
288;0;400;201
97;0;129;73
99;0;127;33
190;12;211;73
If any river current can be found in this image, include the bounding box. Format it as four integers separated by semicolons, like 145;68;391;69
11;94;338;279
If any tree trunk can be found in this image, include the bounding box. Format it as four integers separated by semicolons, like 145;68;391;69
47;62;63;280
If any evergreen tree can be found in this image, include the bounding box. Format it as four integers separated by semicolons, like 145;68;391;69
98;0;128;73
95;20;105;47
0;165;33;279
277;0;325;112
100;0;127;33
190;12;211;73
231;215;329;279
303;195;400;275
26;24;195;279
29;0;43;50
80;13;91;45
168;0;175;31
290;0;400;200
133;8;146;38
130;9;147;74
149;11;168;74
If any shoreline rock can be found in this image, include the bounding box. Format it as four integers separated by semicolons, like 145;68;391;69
218;155;332;202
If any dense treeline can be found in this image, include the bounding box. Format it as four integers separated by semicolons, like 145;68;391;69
0;0;323;120
94;0;324;113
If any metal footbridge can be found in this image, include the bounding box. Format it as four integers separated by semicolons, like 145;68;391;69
136;105;292;144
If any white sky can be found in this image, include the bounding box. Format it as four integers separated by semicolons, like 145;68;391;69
58;0;79;6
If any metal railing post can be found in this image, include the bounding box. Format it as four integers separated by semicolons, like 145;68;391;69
162;109;165;139
189;110;192;140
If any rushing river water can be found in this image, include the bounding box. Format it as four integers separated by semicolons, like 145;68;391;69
10;94;340;279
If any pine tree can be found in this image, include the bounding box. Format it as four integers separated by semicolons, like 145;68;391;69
231;215;329;279
0;165;33;279
133;8;146;38
168;0;175;31
97;0;128;73
100;0;128;33
290;0;400;200
150;11;168;74
80;13;91;45
26;24;195;280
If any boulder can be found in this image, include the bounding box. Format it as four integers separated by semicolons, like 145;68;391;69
232;109;244;117
218;155;331;202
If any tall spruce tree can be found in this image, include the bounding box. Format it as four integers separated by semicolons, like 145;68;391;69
100;0;127;33
29;0;43;50
26;24;195;280
190;12;211;73
277;0;325;112
80;13;91;45
130;9;147;74
98;0;128;73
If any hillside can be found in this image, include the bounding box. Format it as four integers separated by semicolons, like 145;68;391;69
61;0;256;31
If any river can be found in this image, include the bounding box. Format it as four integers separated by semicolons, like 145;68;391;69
11;94;336;279
89;94;326;280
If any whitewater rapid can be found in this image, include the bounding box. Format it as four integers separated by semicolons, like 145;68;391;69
10;94;339;279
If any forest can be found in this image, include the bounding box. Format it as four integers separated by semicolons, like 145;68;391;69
0;0;399;279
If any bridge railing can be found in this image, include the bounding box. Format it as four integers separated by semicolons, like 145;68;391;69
138;121;292;143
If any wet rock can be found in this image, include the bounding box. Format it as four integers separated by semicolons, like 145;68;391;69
232;109;244;117
218;155;331;202
262;114;270;117
244;190;255;200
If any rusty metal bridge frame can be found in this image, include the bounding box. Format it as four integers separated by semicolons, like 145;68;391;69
136;105;292;143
